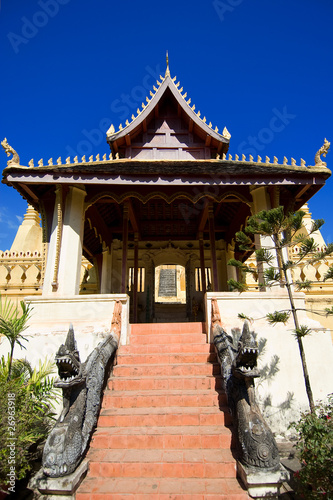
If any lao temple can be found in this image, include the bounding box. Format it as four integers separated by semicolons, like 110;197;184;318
1;61;333;499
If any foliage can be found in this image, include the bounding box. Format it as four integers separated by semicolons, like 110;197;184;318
238;312;253;322
325;306;333;316
0;295;33;380
290;394;333;499
294;325;312;339
0;356;58;489
323;265;333;281
266;311;290;325
295;279;313;291
227;206;333;412
0;296;56;489
228;278;248;293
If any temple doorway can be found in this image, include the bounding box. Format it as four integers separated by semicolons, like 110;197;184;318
154;264;187;322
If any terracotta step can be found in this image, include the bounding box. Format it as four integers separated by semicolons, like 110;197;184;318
76;477;249;498
108;375;223;391
117;352;217;365
91;425;233;450
131;322;206;335
88;453;236;479
98;406;231;427
130;333;206;345
88;447;234;465
119;342;215;354
102;390;226;409
113;363;221;377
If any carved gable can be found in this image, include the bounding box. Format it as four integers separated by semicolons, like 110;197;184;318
107;74;230;160
126;90;209;160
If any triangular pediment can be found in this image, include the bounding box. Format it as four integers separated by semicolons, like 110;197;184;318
106;72;230;160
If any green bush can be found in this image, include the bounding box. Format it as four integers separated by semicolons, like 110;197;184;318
291;394;333;499
0;356;58;492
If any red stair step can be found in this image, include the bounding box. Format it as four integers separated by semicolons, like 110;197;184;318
102;390;226;409
120;342;215;355
89;460;237;479
91;426;233;450
130;333;206;345
98;406;231;427
76;477;249;498
116;353;217;365
113;363;221;377
108;375;223;391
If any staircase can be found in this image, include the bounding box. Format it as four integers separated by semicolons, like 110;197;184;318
76;323;249;499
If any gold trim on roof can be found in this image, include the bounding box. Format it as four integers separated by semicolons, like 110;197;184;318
106;61;229;142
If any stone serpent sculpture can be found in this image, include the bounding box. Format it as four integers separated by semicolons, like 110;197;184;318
42;325;118;477
211;300;280;471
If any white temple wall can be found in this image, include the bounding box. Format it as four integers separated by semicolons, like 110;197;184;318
0;294;130;373
206;291;333;435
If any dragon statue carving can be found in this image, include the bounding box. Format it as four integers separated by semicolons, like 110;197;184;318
315;138;330;167
211;300;280;471
1;138;20;165
42;323;118;477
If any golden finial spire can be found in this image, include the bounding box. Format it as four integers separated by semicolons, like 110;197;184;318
165;50;170;77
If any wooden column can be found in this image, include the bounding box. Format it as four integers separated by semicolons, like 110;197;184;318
121;203;129;293
133;233;139;322
199;232;206;294
208;205;218;292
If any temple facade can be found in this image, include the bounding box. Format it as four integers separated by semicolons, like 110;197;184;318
1;62;333;434
1;65;332;322
1;203;332;329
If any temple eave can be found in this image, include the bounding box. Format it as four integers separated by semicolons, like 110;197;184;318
2;159;331;176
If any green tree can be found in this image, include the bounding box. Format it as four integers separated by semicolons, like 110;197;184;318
290;394;333;499
0;356;58;489
0;296;32;380
228;206;333;412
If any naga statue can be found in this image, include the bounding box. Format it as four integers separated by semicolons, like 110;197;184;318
315;138;330;167
1;138;20;165
211;300;280;471
42;324;118;477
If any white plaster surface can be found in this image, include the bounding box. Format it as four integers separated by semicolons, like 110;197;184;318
206;291;333;434
0;294;130;371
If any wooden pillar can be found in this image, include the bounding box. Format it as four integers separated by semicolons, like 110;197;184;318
199;232;206;293
121;203;129;294
208;205;218;292
133;233;139;322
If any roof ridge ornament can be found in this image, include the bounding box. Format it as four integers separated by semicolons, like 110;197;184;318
315;138;330;167
222;127;231;140
1;138;20;166
165;50;170;77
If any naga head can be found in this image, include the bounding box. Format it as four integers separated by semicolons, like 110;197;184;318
232;321;259;379
54;324;84;388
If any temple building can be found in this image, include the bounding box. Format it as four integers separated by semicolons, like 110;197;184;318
1;60;333;498
1;62;332;323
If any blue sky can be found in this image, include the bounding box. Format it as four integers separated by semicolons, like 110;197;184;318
1;0;333;250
